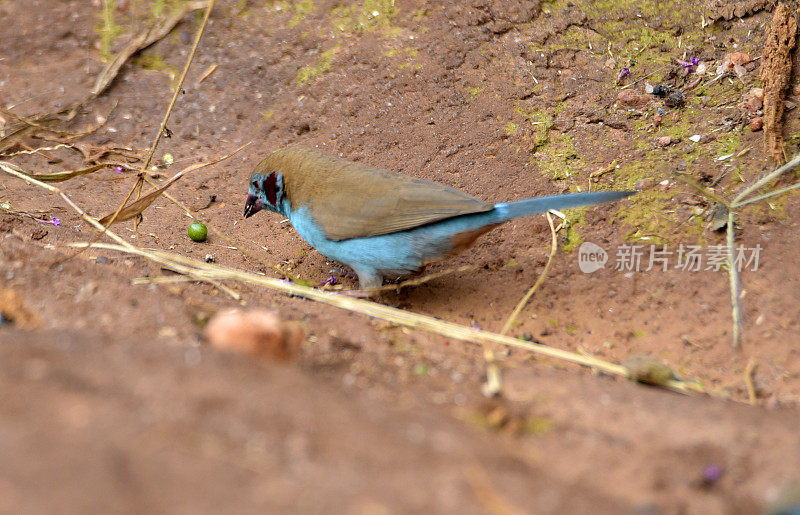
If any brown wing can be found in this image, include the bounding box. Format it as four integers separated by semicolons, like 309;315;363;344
258;147;493;241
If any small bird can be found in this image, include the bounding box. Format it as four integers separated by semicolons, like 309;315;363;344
244;147;633;292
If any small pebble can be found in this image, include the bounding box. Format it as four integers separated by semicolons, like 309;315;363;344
657;136;673;147
729;52;751;66
665;90;685;108
742;88;764;113
750;117;763;131
689;134;702;143
204;308;304;361
652;113;662;127
617;89;650;107
651;84;670;97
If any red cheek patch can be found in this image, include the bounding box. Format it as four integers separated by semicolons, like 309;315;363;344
263;172;278;206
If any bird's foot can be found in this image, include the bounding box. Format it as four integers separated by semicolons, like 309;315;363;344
338;288;377;299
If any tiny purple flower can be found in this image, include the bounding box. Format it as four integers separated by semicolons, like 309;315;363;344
702;464;723;484
618;67;630;80
114;166;124;173
35;217;61;226
677;57;700;72
318;275;338;287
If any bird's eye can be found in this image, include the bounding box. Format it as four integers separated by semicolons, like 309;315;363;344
251;180;258;188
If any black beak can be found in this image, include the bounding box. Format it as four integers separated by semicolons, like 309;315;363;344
244;194;262;218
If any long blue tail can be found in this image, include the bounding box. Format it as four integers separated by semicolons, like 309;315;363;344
493;191;635;222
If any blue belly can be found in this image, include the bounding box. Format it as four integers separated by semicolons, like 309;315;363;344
287;205;506;276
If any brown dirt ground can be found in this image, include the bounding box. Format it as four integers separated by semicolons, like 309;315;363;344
2;0;800;512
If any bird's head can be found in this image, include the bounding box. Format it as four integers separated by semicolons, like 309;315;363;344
244;170;285;218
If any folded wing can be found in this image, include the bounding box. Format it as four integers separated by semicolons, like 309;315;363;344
269;147;494;241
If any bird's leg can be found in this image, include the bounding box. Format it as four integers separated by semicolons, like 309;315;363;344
338;268;383;299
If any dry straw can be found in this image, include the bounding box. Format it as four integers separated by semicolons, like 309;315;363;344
678;153;800;348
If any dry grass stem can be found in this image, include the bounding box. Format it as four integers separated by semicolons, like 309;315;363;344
98;170;185;225
481;212;560;397
500;212;561;336
140;0;216;172
744;358;758;405
197;64;218;84
0;161;107;183
725;153;800;347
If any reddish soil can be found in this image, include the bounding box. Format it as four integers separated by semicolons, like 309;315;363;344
2;0;800;512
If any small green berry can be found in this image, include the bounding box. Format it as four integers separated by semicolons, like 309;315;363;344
188;222;207;242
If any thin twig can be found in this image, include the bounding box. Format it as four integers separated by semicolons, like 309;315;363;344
734;180;800;206
621;65;669;90
141;0;215;172
722;153;800;348
744;358;757;405
0;162;136;250
197;64;218;84
732;153;800;206
133;274;241;300
726;208;741;348
49;173;142;265
2;143;73;157
370;264;478;293
483;212;560;397
500;213;560;335
674;172;732;208
0;163;239;301
91;1;211;98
